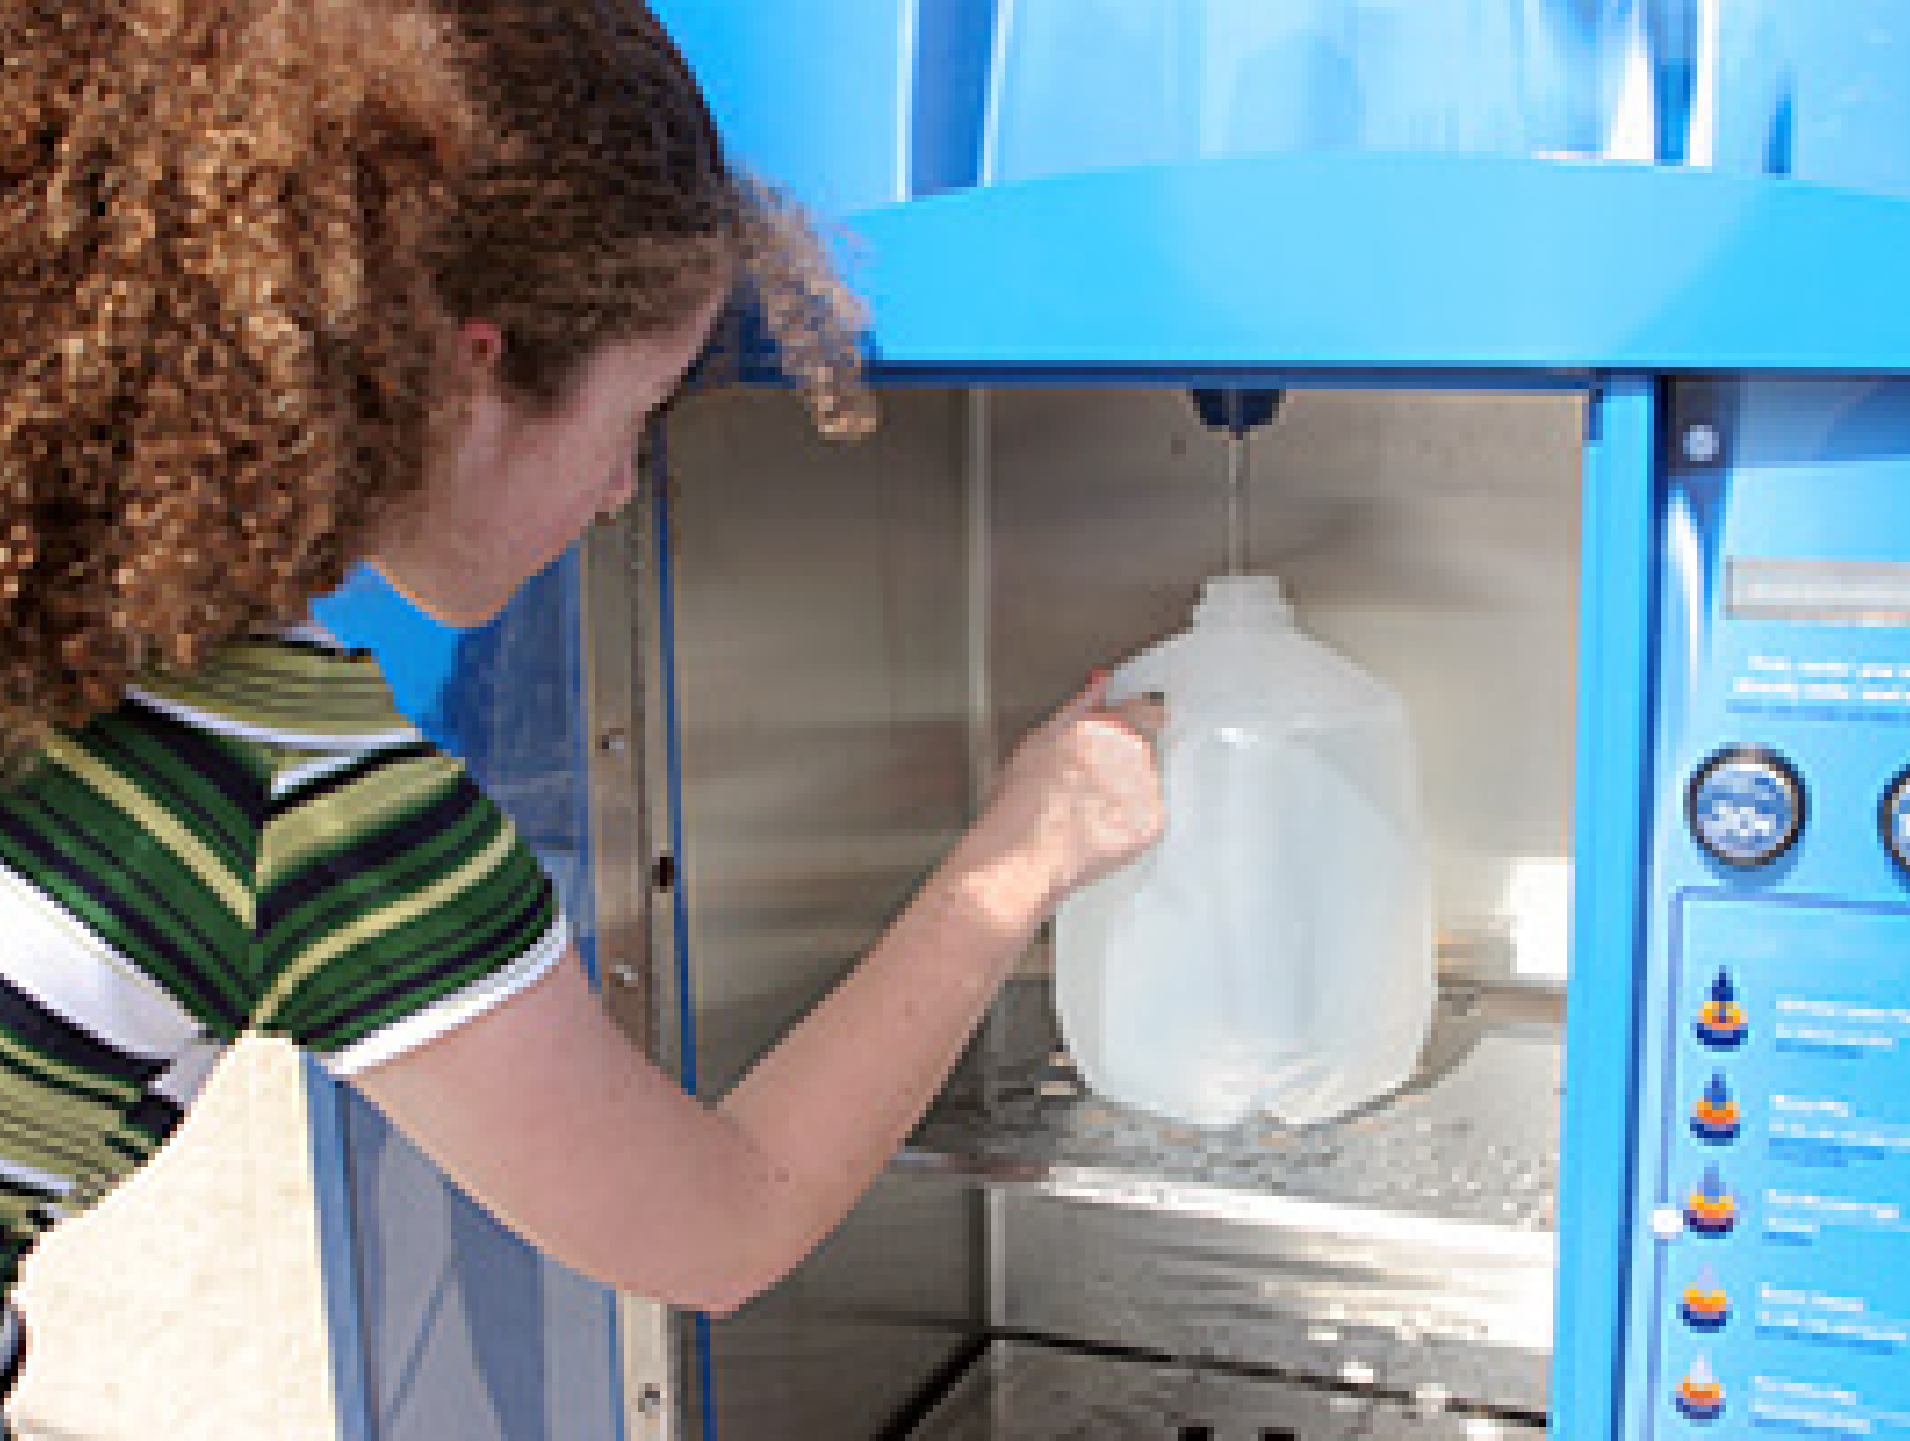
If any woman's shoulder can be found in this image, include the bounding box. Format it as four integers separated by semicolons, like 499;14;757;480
123;634;422;754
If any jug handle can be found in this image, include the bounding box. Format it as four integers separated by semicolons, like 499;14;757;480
1102;645;1170;707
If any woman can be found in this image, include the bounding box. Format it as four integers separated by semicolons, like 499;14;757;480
0;0;1163;1415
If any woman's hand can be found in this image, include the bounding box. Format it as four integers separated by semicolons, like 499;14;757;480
952;674;1166;928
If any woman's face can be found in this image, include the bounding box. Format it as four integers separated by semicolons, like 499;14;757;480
370;288;725;628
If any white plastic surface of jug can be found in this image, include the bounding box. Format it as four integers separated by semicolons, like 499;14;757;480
1054;574;1434;1128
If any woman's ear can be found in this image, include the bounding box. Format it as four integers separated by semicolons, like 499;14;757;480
433;319;505;431
455;319;505;375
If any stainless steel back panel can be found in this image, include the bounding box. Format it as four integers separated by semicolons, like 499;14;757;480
983;387;1584;982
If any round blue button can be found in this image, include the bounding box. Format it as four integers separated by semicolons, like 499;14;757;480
1884;768;1910;877
1688;747;1805;868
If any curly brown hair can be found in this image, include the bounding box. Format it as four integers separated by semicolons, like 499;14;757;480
0;0;868;756
430;1;871;428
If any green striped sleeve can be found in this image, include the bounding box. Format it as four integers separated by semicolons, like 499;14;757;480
254;744;568;1071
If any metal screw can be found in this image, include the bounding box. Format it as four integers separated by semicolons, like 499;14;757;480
1683;423;1721;464
636;1383;665;1415
599;728;630;755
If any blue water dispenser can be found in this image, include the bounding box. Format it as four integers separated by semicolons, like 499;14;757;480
305;5;1910;1437
1616;378;1910;1437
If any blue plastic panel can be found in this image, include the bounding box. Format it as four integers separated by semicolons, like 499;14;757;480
1552;377;1661;1439
656;1;1910;202
306;558;622;1441
846;156;1910;377
658;0;917;216
1700;2;1910;198
656;3;1910;376
982;0;1643;181
1619;379;1910;1436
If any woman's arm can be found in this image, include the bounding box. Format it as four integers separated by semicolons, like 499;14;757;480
349;682;1160;1315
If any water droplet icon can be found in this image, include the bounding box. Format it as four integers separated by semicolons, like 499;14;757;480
1676;1352;1726;1420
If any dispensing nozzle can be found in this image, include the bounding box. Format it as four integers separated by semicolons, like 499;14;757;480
1188;389;1285;436
1187;389;1284;576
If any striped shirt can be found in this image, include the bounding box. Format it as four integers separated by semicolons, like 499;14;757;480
0;634;568;1288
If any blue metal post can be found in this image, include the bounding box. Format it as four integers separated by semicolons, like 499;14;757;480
306;1062;376;1441
1552;375;1662;1435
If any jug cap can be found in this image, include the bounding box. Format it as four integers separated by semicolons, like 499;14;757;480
1195;573;1293;626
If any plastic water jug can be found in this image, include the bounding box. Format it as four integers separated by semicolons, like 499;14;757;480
1054;574;1433;1127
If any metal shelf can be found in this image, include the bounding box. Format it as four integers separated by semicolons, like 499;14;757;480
902;975;1561;1237
890;974;1562;1419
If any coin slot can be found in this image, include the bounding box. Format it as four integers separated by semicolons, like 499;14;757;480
1686;745;1805;868
1882;765;1910;877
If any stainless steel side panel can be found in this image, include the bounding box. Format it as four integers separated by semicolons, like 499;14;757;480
662;388;987;1438
664;387;978;1077
590;506;698;1441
